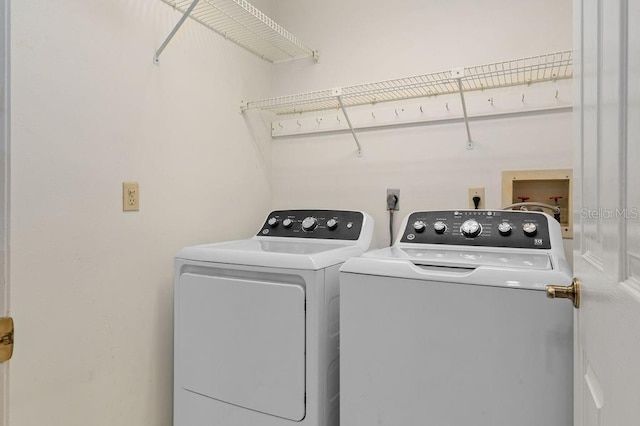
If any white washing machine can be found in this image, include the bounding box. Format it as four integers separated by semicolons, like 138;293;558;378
340;209;573;426
174;209;373;426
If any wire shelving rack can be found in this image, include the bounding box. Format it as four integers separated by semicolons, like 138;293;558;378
242;50;573;115
157;0;318;64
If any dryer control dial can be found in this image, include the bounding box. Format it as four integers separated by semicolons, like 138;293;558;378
282;218;293;228
302;216;318;232
327;218;338;230
522;222;538;237
267;217;278;227
461;219;482;238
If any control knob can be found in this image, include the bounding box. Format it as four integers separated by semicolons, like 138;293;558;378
267;217;278;227
327;218;338;230
302;217;318;232
497;222;512;236
413;221;427;233
283;218;293;228
522;222;538;237
460;219;482;238
433;221;447;234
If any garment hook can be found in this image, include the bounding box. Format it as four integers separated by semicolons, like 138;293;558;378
297;120;301;126
420;106;423;113
446;102;449;111
336;116;341;122
488;97;494;106
522;93;525;102
371;112;376;119
316;118;322;124
278;122;283;128
395;109;399;116
555;90;559;99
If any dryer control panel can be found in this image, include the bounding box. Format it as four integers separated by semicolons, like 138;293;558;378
258;210;364;240
400;210;552;249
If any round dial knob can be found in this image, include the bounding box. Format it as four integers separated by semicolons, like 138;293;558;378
497;222;512;236
522;222;538;237
302;217;318;232
282;218;293;228
460;219;482;238
267;217;278;227
327;218;338;230
433;221;447;234
413;221;427;233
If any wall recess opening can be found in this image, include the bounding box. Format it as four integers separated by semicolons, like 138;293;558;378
502;169;572;239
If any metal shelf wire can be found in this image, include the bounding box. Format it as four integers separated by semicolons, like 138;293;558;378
242;50;573;115
160;0;318;63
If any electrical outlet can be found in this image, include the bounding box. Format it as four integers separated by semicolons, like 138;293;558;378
123;182;139;212
468;187;485;209
386;188;400;211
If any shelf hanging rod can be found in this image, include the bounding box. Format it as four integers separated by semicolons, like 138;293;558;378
154;0;201;65
457;78;473;150
451;69;473;150
336;91;363;157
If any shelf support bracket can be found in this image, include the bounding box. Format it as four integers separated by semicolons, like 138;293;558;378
334;88;363;157
451;68;473;150
154;0;201;65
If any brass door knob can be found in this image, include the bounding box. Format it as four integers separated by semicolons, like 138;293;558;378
546;278;580;309
0;317;13;363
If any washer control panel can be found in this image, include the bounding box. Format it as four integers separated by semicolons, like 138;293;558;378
257;210;364;240
400;210;552;249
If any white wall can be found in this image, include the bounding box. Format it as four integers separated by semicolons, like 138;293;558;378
271;0;573;94
8;1;273;425
269;0;574;251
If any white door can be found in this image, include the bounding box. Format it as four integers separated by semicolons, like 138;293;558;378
573;0;640;425
0;1;9;426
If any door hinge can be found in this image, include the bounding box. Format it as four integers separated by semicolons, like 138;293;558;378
0;317;14;363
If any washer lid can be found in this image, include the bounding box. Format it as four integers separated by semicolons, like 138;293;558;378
340;246;573;291
399;247;552;270
176;239;365;270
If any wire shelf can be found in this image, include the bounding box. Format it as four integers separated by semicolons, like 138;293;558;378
243;50;573;115
160;0;317;63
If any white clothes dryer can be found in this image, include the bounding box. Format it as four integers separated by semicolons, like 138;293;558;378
340;209;573;426
174;209;373;426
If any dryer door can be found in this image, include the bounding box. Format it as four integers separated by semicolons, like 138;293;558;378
177;273;306;421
